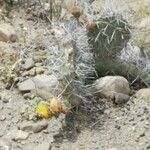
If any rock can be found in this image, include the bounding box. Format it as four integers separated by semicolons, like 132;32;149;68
113;93;130;105
34;141;51;150
35;63;42;67
94;76;130;99
17;79;35;92
0;130;5;137
22;71;29;77
47;118;62;135
29;68;36;76
135;88;150;100
50;27;65;38
2;97;9;103
35;67;45;74
0;138;11;150
1;94;9;103
0;23;17;42
18;74;60;97
138;16;150;30
6;129;29;141
33;75;58;90
32;74;60;99
19;120;48;133
21;58;35;70
23;93;34;100
0;115;6;121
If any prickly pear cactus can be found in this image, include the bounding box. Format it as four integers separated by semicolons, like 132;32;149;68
87;16;131;76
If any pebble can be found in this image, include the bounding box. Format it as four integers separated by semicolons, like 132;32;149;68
2;97;9;103
29;68;36;76
21;58;35;70
6;129;29;141
0;138;12;150
19;120;49;133
34;141;51;150
23;93;34;100
35;67;45;74
17;79;35;92
0;130;5;137
114;93;130;105
0;115;6;121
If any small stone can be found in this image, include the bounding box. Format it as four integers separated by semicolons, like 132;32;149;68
115;124;121;130
140;132;145;137
6;129;29;141
135;88;150;100
32;74;60;99
2;97;9;103
23;93;34;100
29;68;36;76
21;58;35;70
19;120;48;133
0;23;17;42
35;67;45;74
94;76;130;99
0;115;6;121
147;145;150;149
22;71;29;77
35;63;42;67
34;141;51;150
47;118;62;135
0;130;5;137
114;93;130;105
0;138;12;150
17;79;35;92
0;105;3;110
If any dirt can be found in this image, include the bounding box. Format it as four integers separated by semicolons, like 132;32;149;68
0;1;150;150
0;87;150;150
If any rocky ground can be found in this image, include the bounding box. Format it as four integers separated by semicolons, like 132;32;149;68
0;0;150;150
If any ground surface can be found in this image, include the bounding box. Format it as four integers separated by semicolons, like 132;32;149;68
0;1;150;150
0;88;150;150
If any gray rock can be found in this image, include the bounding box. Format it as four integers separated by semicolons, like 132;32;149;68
21;71;29;77
19;120;48;133
94;76;130;99
29;68;36;76
135;88;150;100
35;67;45;74
0;23;17;42
47;118;62;135
0;115;6;121
113;93;130;105
138;16;150;30
23;93;34;100
2;97;9;103
0;130;5;137
1;94;9;103
21;58;35;70
33;74;60;99
33;74;59;90
17;79;35;92
34;141;51;150
6;129;29;141
0;138;11;150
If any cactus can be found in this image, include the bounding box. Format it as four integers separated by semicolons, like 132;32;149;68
87;16;131;77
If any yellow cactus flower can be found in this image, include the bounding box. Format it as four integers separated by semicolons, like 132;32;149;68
36;102;51;118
